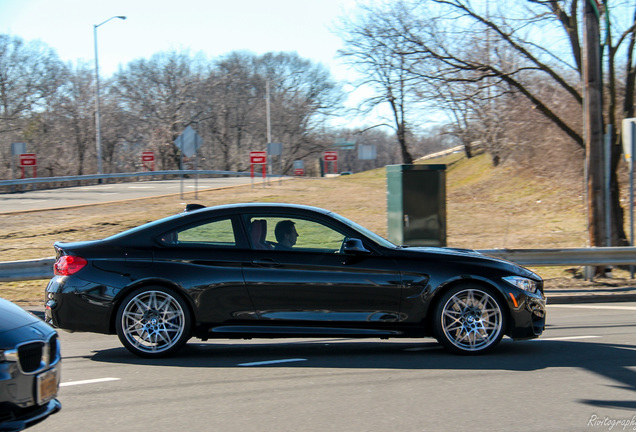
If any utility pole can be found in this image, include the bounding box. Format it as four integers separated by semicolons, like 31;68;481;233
583;0;607;254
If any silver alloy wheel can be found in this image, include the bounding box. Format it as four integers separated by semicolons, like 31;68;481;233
439;288;503;352
119;290;187;355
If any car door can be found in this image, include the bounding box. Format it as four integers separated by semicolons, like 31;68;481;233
152;215;256;324
241;214;403;326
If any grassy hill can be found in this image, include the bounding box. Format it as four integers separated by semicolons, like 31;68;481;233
445;152;587;250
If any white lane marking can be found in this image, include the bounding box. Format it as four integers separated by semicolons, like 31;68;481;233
238;358;307;367
60;377;121;387
128;186;155;189
535;335;601;341
549;305;636;311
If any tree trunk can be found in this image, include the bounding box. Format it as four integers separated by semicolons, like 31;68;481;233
583;2;608;255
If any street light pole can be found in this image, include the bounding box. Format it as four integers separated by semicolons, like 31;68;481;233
266;80;272;184
94;15;126;178
266;80;272;144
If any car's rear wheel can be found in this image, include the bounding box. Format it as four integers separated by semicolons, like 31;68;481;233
433;285;506;355
116;287;191;358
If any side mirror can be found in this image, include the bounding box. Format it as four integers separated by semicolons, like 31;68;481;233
342;238;371;255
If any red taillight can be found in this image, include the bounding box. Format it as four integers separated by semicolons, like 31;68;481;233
54;255;87;276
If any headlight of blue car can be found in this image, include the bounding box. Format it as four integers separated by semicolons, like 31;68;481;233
0;347;18;362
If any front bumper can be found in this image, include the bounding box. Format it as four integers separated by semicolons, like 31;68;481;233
0;357;61;432
508;289;547;339
0;399;61;432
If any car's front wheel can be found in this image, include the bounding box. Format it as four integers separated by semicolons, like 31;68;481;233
433;285;507;355
116;286;191;358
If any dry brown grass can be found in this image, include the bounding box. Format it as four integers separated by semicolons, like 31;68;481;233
0;153;611;306
446;154;588;250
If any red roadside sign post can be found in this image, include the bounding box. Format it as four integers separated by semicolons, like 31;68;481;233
250;151;267;187
293;160;305;176
141;151;155;171
324;151;338;174
19;154;37;179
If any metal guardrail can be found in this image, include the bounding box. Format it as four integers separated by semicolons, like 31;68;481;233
479;247;636;266
2;247;636;283
0;258;55;282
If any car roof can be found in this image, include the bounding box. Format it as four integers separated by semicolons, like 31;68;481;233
100;203;334;243
183;202;333;215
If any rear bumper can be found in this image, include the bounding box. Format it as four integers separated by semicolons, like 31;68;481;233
45;276;114;334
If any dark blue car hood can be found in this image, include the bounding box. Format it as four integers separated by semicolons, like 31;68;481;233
0;297;41;334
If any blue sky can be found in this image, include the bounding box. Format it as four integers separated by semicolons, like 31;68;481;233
0;0;364;79
1;0;387;127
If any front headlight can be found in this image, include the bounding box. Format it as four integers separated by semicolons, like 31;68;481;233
0;348;17;362
503;276;538;293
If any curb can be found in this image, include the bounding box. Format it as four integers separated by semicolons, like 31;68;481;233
546;293;636;304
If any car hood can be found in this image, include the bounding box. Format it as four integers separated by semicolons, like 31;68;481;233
396;246;540;279
0;297;41;334
399;246;489;259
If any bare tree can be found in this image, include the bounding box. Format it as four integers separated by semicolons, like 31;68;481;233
256;52;344;173
338;0;636;248
200;52;264;171
0;35;65;133
196;51;343;173
337;7;418;163
49;65;95;175
113;50;204;171
0;35;65;177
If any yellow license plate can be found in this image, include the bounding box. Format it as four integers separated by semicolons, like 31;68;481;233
37;368;59;405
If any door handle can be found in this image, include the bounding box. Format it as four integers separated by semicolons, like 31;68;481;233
251;259;281;268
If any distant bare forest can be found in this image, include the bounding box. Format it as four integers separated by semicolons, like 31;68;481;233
0;39;449;181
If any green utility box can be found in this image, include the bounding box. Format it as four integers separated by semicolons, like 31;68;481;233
387;164;447;247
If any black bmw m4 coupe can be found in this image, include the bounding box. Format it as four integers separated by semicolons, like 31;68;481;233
45;203;546;358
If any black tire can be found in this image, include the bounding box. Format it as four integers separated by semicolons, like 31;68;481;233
433;284;507;355
115;286;191;358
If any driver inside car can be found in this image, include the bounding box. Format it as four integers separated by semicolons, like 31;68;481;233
274;220;299;250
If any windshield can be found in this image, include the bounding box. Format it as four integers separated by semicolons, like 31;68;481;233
329;212;397;249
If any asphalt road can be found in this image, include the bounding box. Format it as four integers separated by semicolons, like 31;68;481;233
0;177;258;212
29;302;636;432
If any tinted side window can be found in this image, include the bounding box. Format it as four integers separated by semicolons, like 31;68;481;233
290;219;344;250
247;216;345;252
161;218;236;247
